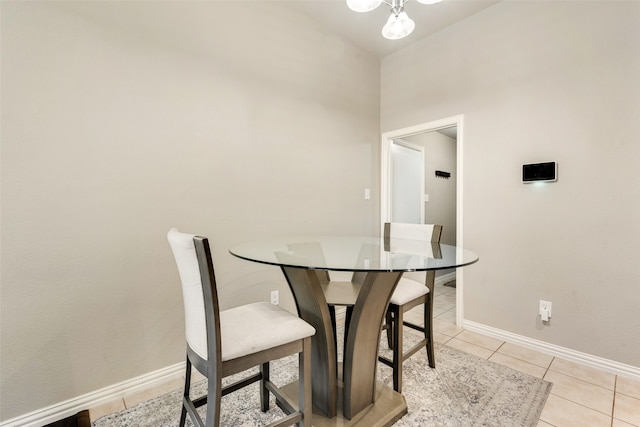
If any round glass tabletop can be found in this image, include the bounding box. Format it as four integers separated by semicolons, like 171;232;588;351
229;236;478;272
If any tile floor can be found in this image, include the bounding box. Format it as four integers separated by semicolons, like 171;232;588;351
88;280;640;426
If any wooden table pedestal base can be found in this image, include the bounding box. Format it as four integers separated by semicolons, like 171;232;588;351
280;380;407;427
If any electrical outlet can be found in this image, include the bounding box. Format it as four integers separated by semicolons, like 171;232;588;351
539;300;552;321
270;290;279;305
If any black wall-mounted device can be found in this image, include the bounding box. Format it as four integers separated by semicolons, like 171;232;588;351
523;162;557;183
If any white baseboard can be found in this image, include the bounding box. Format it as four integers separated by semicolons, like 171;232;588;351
463;320;640;381
0;362;184;427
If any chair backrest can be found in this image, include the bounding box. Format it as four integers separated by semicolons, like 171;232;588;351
167;228;221;364
383;222;442;243
383;222;443;291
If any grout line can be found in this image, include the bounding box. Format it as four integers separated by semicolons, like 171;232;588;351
610;376;617;427
493;347;554;372
486;341;504;360
546;391;614;420
542;357;554;380
490;341;507;360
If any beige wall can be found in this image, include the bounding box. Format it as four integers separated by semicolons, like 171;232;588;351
402;131;457;245
0;2;380;420
382;1;640;366
3;0;639;422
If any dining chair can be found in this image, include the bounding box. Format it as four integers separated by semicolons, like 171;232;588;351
321;223;442;392
167;228;315;427
378;222;443;393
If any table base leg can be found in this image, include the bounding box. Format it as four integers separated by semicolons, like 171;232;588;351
279;380;407;427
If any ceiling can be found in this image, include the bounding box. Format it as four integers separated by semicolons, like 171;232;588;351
51;1;500;61
285;0;501;59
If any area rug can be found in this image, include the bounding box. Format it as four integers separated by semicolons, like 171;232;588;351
93;333;551;427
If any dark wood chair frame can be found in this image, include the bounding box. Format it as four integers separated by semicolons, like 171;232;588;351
179;236;312;427
377;223;443;393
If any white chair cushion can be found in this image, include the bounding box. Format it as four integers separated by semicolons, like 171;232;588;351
220;302;316;362
387;223;436;241
167;228;209;361
389;277;430;305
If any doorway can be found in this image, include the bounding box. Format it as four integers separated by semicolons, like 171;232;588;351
380;115;465;326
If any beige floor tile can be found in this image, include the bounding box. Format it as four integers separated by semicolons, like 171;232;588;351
89;398;125;421
435;292;456;306
434;300;456;313
537;421;554;427
123;377;184;408
544;370;614;416
433;331;452;345
403;307;425;326
489;352;547;378
191;368;207;383
435;287;456;297
405;305;423;315
432;306;447;317
539;394;611;427
435;308;457;324
433;302;456;316
445;337;494;359
614;393;640;426
617;376;640;399
496;342;554;368
549;358;616;390
432;306;448;317
455;330;503;351
432;317;462;336
612;418;637;427
436;294;456;304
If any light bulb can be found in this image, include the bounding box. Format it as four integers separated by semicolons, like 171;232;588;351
347;0;383;12
381;11;415;40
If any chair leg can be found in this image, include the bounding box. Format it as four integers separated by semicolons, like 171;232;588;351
328;305;339;372
385;309;394;349
205;375;222;427
260;362;270;412
424;295;435;368
180;357;191;427
344;305;353;355
391;305;403;393
299;337;313;427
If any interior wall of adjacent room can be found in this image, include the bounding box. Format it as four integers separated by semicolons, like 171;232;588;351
381;1;640;367
0;2;380;421
402;131;457;246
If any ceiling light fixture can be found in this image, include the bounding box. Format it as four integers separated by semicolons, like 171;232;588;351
347;0;443;40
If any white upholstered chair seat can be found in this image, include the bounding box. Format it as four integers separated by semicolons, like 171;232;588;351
220;302;316;362
388;278;430;306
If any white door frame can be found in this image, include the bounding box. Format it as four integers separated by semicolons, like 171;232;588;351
381;114;465;326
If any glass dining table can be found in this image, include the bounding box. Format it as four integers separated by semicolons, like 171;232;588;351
230;235;478;427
